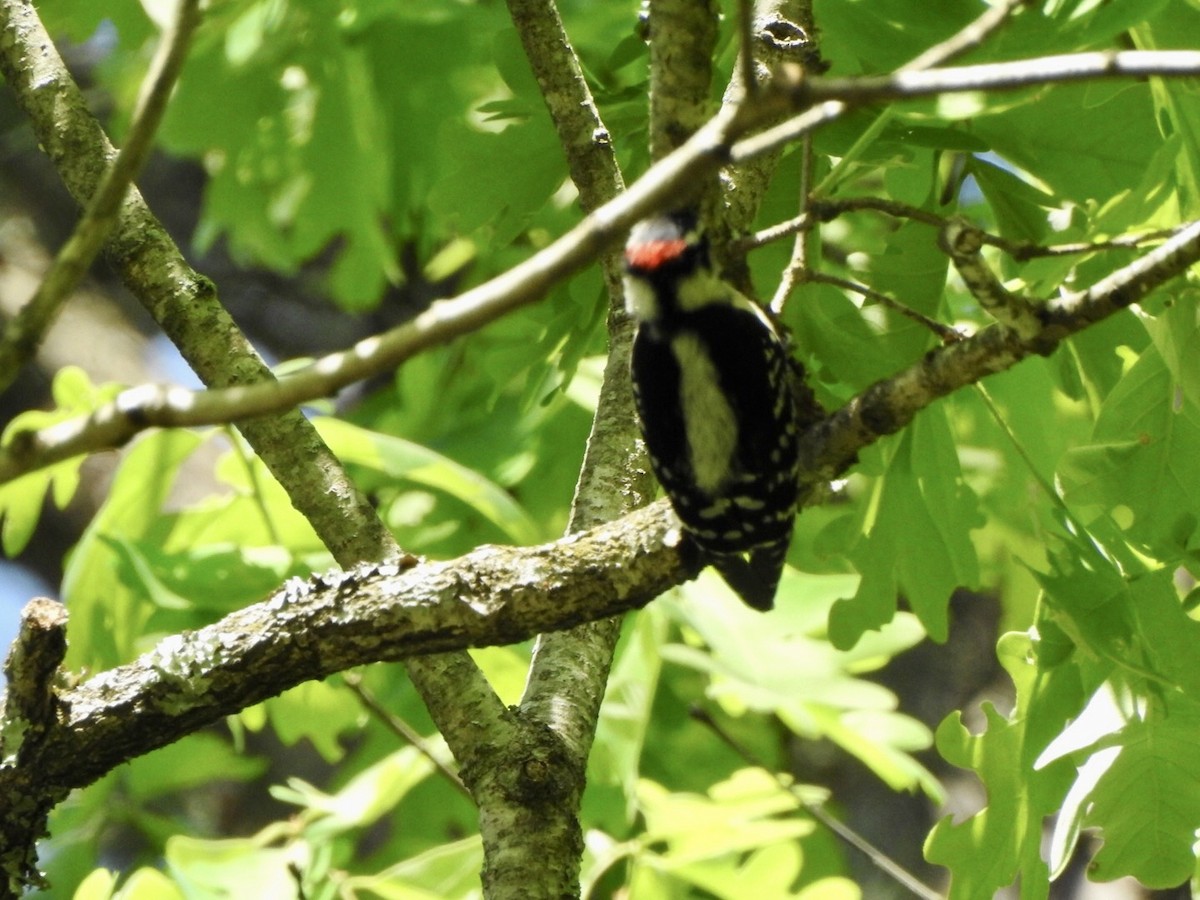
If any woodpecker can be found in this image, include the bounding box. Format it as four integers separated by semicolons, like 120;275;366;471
624;211;803;611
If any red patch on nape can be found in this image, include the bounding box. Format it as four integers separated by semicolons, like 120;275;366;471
625;238;689;271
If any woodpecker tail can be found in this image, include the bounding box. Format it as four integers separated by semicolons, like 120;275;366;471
711;539;789;611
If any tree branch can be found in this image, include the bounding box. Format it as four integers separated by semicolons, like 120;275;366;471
712;0;817;285
0;0;202;393
495;1;640;894
507;0;641;753
797;219;1200;490
940;217;1042;339
733;49;1200;161
5;50;1200;484
0;599;69;895
0;503;688;797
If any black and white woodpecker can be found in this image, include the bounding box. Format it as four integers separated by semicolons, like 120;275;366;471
624;211;804;611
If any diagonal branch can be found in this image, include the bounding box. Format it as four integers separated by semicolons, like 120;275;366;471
734;50;1200;161
798;219;1200;491
1;502;689;800
0;0;202;393
5;50;1200;484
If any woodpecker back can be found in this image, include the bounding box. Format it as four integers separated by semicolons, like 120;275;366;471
624;213;802;610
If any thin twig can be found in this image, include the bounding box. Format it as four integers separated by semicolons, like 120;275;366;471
690;706;943;900
810;196;946;230
341;672;470;798
899;0;1027;72
1005;227;1182;260
763;196;1180;260
742;210;815;251
733;50;1200;162
0;0;202;393
939;218;1042;339
809;272;964;343
769;135;815;314
736;0;756;98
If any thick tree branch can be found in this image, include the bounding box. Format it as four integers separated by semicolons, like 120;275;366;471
0;599;69;895
647;0;718;161
0;504;688;797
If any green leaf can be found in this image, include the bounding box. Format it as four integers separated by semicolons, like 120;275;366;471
255;680;367;763
165;836;297;899
790;283;924;395
316;417;539;545
72;868;117;900
61;430;207;670
1059;0;1171;46
667;571;938;794
1147;289;1200;411
925;634;1082;900
427;114;562;241
125;733;267;800
104;536;297;616
970;81;1162;204
968;157;1054;244
112;868;185;900
637;770;815;865
1058;342;1200;553
0;367;122;555
1084;695;1200;887
345;836;484;900
589;607;669;822
666;843;822;900
1132;9;1200;216
815;0;981;75
831;408;982;647
272;744;437;838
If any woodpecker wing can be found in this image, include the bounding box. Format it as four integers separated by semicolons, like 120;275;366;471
631;302;799;555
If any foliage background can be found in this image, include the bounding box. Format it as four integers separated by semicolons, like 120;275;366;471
2;0;1200;897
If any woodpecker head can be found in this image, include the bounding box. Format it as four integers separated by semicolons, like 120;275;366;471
623;210;715;326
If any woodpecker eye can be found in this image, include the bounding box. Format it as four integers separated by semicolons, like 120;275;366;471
625;239;690;273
